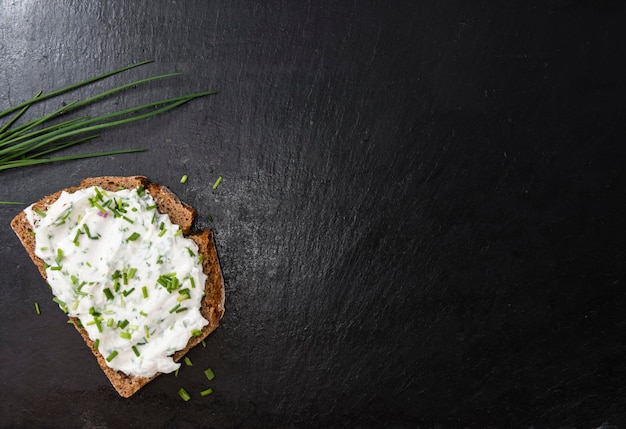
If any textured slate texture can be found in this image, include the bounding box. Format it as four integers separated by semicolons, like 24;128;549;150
1;1;625;427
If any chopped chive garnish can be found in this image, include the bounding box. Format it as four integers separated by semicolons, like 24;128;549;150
50;266;62;271
178;387;190;401
106;351;118;362
142;286;148;298
93;339;99;350
200;388;213;397
137;186;145;197
94;187;104;201
201;340;206;348
180;174;188;184
120;332;132;340
191;329;202;337
186;247;195;257
189;277;196;289
147;204;157;210
177;294;190;302
122;288;135;297
184;356;193;366
107;318;114;327
207;214;213;222
169;303;181;314
52;297;66;307
204;367;215;381
144;325;151;338
175;307;188;313
140;311;148;317
174;368;179;377
128;268;137;279
132;345;140;357
117;319;129;329
34;208;47;217
212;176;223;189
73;229;82;246
103;288;114;300
55;248;63;264
127;232;141;242
72;300;79;310
158;228;167;237
34;302;41;315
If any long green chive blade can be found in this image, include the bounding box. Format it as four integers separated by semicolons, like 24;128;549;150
200;388;213;397
34;302;41;315
204;367;215;381
0;201;25;205
0;149;147;172
212;176;223;190
178;387;191;401
0;60;154;120
0;92;40;136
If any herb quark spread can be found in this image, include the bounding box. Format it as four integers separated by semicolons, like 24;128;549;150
24;186;208;378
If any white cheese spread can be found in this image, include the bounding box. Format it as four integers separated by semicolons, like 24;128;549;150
25;186;208;378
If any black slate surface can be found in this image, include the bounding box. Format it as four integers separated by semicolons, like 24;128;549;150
1;1;625;428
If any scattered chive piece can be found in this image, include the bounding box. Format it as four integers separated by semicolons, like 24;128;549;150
34;302;41;315
212;176;222;189
52;297;66;307
201;340;206;348
184;356;193;366
103;288;114;300
122;288;135;297
169;303;181;314
120;332;132;340
34;208;47;217
128;267;137;279
127;232;141;241
93;339;99;350
180;174;188;184
144;325;151;338
191;329;202;337
200;388;213;397
175;307;188;313
178;387;191;401
107;318;114;327
106;350;118;362
132;345;140;357
117;319;129;329
204;367;215;381
174;368;179;377
207;214;213;222
142;286;149;298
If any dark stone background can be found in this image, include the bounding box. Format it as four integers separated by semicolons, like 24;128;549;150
1;1;625;427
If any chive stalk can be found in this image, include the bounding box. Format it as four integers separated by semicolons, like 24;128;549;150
0;60;217;173
178;387;191;401
200;388;213;397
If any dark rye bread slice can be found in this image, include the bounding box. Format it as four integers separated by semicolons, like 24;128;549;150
10;176;225;398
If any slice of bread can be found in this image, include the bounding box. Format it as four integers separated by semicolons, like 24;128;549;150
10;176;225;398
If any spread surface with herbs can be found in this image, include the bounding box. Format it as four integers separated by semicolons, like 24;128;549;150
25;185;208;378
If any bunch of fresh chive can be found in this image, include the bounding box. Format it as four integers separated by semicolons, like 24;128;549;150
0;60;215;174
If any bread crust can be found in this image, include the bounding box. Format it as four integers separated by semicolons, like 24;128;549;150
10;176;225;398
